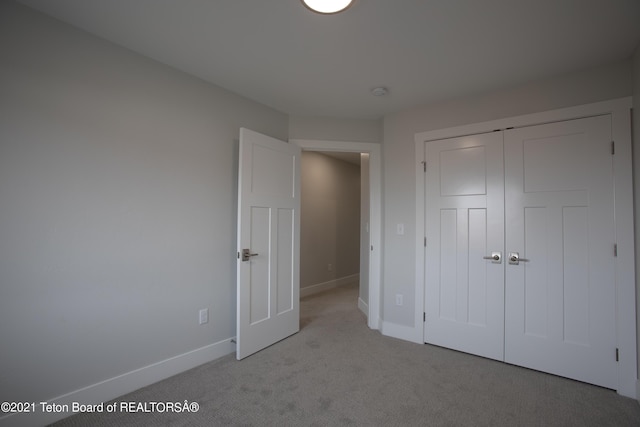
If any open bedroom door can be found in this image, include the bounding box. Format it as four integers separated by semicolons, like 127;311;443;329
236;128;301;360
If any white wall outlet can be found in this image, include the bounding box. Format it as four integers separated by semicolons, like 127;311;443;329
396;223;405;235
395;294;403;306
199;308;209;325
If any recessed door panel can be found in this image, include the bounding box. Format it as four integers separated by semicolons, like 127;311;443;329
523;207;548;338
276;208;294;314
438;208;457;321
249;206;271;324
562;206;590;346
523;132;588;193
251;144;296;198
468;208;489;326
440;146;487;196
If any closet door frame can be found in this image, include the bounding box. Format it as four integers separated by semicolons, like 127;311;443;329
414;97;636;398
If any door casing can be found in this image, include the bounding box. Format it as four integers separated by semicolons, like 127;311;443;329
414;97;636;398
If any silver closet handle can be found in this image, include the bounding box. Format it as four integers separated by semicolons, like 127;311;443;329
508;252;529;265
483;252;502;263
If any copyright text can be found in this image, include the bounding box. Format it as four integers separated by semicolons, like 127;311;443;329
1;400;200;414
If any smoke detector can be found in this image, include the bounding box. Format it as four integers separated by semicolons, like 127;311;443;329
371;87;388;97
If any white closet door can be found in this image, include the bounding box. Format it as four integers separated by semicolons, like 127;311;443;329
504;115;617;389
424;132;505;361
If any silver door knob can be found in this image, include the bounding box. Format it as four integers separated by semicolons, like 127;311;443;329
508;252;529;265
241;248;259;262
483;252;501;263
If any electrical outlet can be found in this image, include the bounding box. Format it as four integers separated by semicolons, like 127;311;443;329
328;263;333;271
397;223;405;235
395;294;403;306
199;308;209;325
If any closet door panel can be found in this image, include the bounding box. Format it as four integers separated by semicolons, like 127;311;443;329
424;132;505;361
504;115;617;389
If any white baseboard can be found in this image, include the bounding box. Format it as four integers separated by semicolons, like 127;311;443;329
0;338;235;427
358;297;368;317
300;274;359;298
381;320;423;344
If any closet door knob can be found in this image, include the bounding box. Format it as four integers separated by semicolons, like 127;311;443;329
508;252;529;265
483;252;502;263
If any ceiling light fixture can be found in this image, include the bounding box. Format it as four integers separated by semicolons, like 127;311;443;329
301;0;354;14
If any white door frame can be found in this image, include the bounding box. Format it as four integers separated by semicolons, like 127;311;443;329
291;139;382;330
414;97;636;398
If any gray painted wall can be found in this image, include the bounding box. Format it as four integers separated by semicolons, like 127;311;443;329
632;44;640;377
289;116;382;143
382;59;634;327
300;152;360;290
0;0;287;408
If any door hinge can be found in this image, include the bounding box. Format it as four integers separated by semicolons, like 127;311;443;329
611;141;615;155
421;161;426;172
616;348;619;362
237;251;240;259
423;312;426;322
424;237;427;247
614;244;618;257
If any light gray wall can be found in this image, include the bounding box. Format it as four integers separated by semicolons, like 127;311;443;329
300;152;360;289
382;59;634;327
289;115;382;143
632;43;640;378
0;0;287;407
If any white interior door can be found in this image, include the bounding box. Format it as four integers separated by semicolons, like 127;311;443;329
236;128;300;360
504;115;617;388
424;132;505;361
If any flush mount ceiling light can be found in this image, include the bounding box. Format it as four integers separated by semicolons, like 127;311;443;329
301;0;354;14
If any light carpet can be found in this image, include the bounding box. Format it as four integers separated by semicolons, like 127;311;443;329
52;282;640;426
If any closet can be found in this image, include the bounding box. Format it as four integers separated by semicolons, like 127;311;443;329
416;99;635;394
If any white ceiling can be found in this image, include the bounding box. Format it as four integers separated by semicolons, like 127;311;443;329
16;0;640;119
317;151;361;165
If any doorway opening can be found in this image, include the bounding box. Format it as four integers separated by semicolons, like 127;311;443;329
291;139;381;331
299;151;366;318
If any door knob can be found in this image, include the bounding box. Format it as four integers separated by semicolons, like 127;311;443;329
241;248;259;262
508;252;529;265
483;252;502;263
